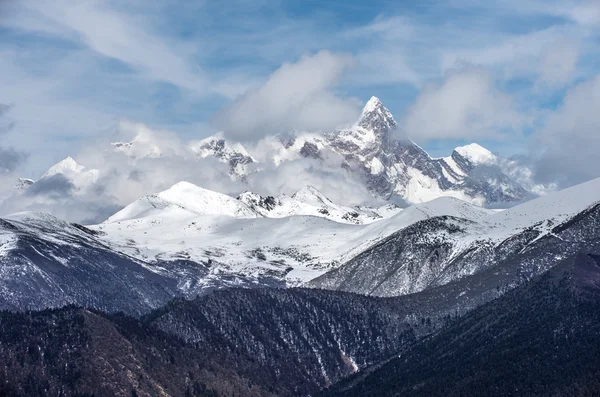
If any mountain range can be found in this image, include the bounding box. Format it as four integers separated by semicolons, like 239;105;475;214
1;176;599;396
13;97;552;212
1;95;598;396
320;249;600;397
2;174;599;316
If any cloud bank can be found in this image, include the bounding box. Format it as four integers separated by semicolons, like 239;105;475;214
0;120;377;223
531;74;600;187
403;68;524;142
213;51;361;141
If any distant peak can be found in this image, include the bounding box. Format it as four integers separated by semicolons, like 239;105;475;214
292;185;333;205
43;157;84;177
163;181;208;194
362;96;384;114
294;185;320;195
454;143;496;165
58;156;78;167
357;96;396;136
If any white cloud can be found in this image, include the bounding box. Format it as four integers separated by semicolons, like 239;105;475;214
17;0;209;94
532;74;600;186
552;1;600;27
403;68;524;141
441;26;583;88
213;51;361;141
538;39;580;87
245;151;377;207
0;121;381;223
344;16;423;87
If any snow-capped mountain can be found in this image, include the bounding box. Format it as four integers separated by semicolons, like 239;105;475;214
309;177;600;298
189;132;256;177
41;156;99;185
185;96;548;205
20;156;101;197
17;96;550;212
237;185;401;224
94;182;410;287
0;212;178;314
107;181;260;222
270;96;539;205
1;178;599;316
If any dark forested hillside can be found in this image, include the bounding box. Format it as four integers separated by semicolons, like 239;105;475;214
148;288;416;396
3;253;600;397
0;288;417;397
321;251;600;397
0;307;274;397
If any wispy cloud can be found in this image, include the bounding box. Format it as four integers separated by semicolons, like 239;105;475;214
11;0;209;94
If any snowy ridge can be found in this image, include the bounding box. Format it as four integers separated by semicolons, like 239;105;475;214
239;185;398;225
1;178;599;311
309;177;600;297
110;181;401;226
93;185;497;287
107;181;259;223
486;177;600;231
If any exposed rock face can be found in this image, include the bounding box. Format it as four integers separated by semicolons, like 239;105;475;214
13;178;34;191
189;134;255;177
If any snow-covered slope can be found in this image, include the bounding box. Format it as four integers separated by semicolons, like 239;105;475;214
238;185;401;225
310;177;600;297
0;211;179;314
93;183;492;287
1;178;599;314
107;181;259;223
485;177;600;231
110;181;402;226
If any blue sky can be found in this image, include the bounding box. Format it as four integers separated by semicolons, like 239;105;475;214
0;0;599;176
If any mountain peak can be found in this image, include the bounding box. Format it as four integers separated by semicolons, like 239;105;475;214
43;157;84;177
292;185;334;206
362;96;384;114
357;96;396;137
454;143;496;165
162;180;207;195
105;181;259;223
